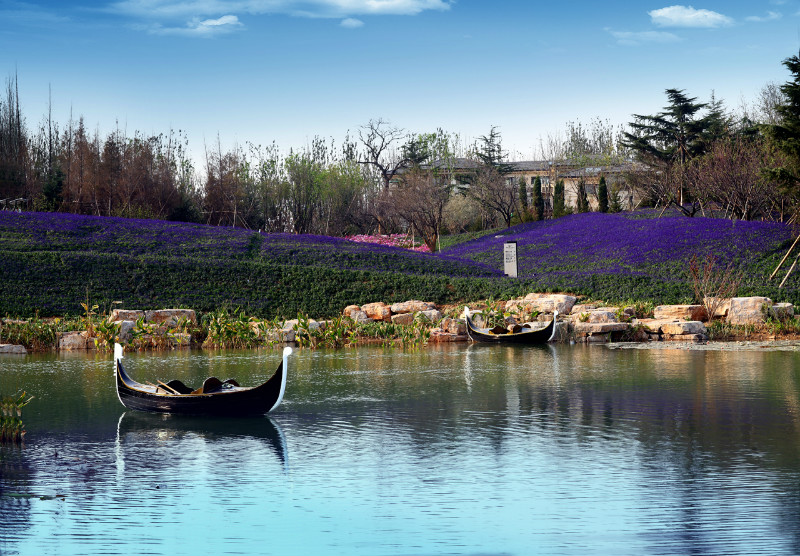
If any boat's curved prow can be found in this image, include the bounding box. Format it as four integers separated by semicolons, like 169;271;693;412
269;346;292;413
114;343;124;374
548;310;559;342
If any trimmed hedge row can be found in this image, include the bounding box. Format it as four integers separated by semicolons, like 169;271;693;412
7;248;782;319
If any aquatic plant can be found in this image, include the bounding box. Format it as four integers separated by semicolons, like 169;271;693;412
0;392;33;444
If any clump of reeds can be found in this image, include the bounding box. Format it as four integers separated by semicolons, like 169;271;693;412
1;392;33;444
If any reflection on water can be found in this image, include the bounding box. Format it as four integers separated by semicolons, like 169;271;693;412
1;344;800;555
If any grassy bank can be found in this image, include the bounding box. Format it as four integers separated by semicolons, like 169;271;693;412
0;210;798;320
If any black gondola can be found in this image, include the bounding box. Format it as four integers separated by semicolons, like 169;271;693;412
464;308;558;344
113;343;290;416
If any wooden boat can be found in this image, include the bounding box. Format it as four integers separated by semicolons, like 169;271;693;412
113;343;290;416
464;308;558;344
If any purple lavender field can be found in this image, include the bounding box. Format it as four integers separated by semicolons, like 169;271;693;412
0;210;796;317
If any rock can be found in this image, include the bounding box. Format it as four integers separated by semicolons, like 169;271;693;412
704;297;731;319
660;321;707;335
771;302;795;321
351;310;372;323
418;309;443;324
634;318;670;333
390;300;436;314
266;329;296;343
586;333;610;343
440;317;466;335
145;309;197;326
59;331;88;350
587;310;618;324
511;293;577;315
727;297;773;325
361;302;392;322
549;321;572;343
573;322;630;335
391;313;415;326
0;344;27;354
118;320;136;342
429;328;468;342
110;309;144;322
653;305;708;321
570;303;599;314
343;305;361;317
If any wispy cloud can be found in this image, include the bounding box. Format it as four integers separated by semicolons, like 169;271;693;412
109;0;452;19
340;17;363;28
649;5;733;28
142;14;244;36
745;11;782;22
607;29;681;46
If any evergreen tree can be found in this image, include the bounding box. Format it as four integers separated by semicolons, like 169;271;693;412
517;176;528;222
553;179;566;217
609;185;623;213
597;176;608;213
532;176;544;221
764;52;800;208
576;178;590;213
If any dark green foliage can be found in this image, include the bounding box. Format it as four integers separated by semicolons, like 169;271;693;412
518;177;528;221
553;179;566;217
576;179;590;213
532;177;544;221
597;176;609;213
764;52;800;206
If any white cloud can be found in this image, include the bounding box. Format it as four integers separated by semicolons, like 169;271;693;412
649;5;733;28
143;13;244;36
340;17;364;27
109;0;452;19
608;29;681;46
745;11;781;22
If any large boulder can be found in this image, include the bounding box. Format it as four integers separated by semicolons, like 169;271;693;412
417;309;443;324
391;313;415;326
660;321;707;335
110;309;145;322
653;305;707;322
727;297;773;325
343;305;361;317
506;293;577;315
361;302;392;322
59;331;88;350
440;317;466;335
0;344;27;354
145;309;197;326
390;300;436;314
771;302;795;321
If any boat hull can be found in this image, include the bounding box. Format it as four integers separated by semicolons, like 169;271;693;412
115;353;286;416
465;312;556;344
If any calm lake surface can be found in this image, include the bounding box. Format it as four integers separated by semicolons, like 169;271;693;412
1;343;800;556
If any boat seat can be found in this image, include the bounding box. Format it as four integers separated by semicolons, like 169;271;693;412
164;379;194;395
200;377;224;393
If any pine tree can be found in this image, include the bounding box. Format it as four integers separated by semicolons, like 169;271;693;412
764;52;800;207
597;176;608;213
576;178;590;213
517;177;528;222
532;176;544;221
553;179;566;217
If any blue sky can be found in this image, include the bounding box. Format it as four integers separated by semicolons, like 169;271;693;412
2;0;799;164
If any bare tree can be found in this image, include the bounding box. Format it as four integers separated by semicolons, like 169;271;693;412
357;118;410;189
688;137;784;220
390;167;452;251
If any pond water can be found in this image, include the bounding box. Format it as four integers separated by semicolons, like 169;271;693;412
1;343;800;556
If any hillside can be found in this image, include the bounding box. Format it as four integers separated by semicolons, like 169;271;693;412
0;211;796;318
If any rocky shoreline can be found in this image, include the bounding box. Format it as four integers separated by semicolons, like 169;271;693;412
0;293;795;354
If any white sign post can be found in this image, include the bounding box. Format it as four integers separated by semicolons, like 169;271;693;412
503;241;518;278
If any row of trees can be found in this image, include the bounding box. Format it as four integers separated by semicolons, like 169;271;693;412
1;56;799;249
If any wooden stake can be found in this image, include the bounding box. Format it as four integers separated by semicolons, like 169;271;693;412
770;233;800;281
779;253;800;289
